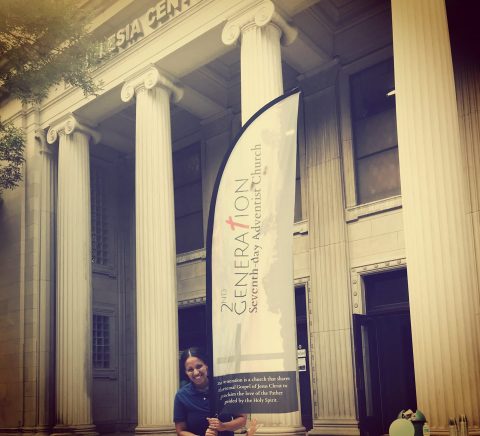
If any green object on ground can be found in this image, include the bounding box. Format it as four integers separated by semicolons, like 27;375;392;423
390;419;415;436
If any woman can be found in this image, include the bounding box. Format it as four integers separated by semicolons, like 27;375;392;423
174;347;247;436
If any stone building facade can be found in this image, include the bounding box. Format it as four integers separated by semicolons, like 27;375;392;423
0;1;478;436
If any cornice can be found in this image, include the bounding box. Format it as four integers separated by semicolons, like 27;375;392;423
222;0;298;47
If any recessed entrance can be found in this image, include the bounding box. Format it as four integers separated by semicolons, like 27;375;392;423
295;285;313;431
354;269;416;436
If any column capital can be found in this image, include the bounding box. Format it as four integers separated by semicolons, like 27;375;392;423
121;65;183;104
35;129;52;155
46;114;101;145
222;0;297;46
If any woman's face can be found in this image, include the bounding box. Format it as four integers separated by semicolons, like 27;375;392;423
185;356;208;388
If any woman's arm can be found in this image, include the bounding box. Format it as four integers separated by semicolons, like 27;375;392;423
175;421;200;436
207;415;247;432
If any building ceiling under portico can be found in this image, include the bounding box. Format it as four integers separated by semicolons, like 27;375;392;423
82;0;390;155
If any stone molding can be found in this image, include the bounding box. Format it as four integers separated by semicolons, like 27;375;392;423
46;114;101;145
221;0;297;46
345;195;402;222
350;258;406;314
120;65;183;103
178;296;206;307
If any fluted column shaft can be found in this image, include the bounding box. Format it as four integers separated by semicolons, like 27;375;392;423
391;0;480;431
122;66;181;435
36;130;57;435
222;3;303;434
305;87;358;436
47;116;99;435
222;0;297;126
240;22;282;125
453;20;480;322
18;120;57;435
135;85;178;431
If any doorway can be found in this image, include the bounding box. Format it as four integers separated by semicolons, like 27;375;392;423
353;269;416;436
295;285;313;431
178;304;207;352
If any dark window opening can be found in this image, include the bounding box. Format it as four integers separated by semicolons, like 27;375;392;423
91;164;109;265
93;314;111;369
350;59;401;204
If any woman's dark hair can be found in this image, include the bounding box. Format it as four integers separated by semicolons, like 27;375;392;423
179;347;209;379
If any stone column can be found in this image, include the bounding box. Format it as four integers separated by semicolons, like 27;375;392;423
391;0;480;432
452;9;480;331
304;85;358;436
18;115;57;435
121;66;182;436
223;3;304;435
47;116;100;435
35;130;57;436
222;0;297;125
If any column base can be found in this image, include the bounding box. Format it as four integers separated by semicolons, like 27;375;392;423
308;419;359;436
21;426;53;436
0;429;21;436
0;425;53;436
51;424;98;436
135;425;176;436
257;425;306;436
34;426;53;436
